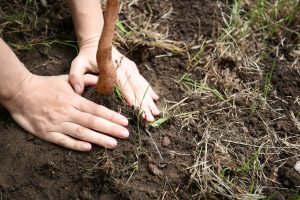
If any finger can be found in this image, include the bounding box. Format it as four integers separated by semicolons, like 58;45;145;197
139;76;159;100
77;96;128;126
125;75;155;121
71;109;129;139
137;79;160;117
69;58;87;94
83;74;98;87
143;107;154;121
45;132;92;151
58;122;118;149
61;74;99;87
139;96;155;122
117;69;136;106
150;88;160;100
147;96;160;116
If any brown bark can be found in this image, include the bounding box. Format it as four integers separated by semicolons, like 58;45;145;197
96;0;119;95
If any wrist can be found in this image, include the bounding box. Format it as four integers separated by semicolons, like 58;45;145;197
0;64;32;108
78;35;100;50
68;0;103;48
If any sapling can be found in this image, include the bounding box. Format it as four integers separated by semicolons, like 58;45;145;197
96;0;119;95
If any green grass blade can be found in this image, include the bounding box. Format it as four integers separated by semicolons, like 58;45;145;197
149;117;170;128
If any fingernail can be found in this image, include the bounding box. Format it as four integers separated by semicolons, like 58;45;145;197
82;143;91;151
120;130;129;138
146;114;154;122
74;84;81;93
153;107;160;115
106;138;117;148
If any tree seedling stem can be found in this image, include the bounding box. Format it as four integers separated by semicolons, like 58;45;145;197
96;0;119;95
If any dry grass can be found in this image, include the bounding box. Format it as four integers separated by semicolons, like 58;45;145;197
114;1;300;198
114;0;187;54
182;0;300;199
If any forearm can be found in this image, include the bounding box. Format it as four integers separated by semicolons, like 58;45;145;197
68;0;103;48
0;38;31;105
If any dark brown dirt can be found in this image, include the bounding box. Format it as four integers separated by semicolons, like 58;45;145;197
0;0;300;200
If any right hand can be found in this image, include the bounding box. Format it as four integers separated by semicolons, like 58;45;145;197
3;73;129;151
70;45;160;122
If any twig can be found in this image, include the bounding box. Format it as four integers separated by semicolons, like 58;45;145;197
145;128;163;161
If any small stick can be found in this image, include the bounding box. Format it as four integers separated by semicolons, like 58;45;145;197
145;129;163;161
96;0;119;95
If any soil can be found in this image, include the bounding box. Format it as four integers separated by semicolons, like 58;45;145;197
0;0;299;200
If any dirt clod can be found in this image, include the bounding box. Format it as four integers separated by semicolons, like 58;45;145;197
142;153;164;177
162;136;171;147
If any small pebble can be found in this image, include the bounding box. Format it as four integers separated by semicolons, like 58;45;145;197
149;163;164;177
241;127;249;134
294;161;300;174
162;136;171;147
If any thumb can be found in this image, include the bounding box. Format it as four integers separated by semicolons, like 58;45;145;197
83;74;98;87
69;58;87;94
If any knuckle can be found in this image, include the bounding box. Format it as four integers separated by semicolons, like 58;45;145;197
35;121;48;135
55;93;67;103
68;73;78;83
74;126;86;138
59;106;71;116
142;105;151;113
58;137;69;147
95;105;105;115
107;113;117;122
108;123;119;134
74;143;83;151
87;115;97;127
45;107;68;124
73;98;83;109
90;101;98;111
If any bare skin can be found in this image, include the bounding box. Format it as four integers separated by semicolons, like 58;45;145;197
0;38;128;151
68;0;160;121
0;0;160;151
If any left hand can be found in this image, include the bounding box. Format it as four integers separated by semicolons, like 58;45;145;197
69;45;160;122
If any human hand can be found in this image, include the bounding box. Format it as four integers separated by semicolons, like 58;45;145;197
3;74;129;151
112;47;160;121
69;43;160;121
